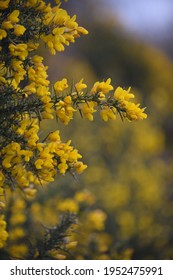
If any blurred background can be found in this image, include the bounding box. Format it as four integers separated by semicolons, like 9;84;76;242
24;0;173;259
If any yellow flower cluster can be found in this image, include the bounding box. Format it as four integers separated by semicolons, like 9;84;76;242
6;196;28;259
114;87;147;121
56;96;76;125
53;78;147;124
1;9;26;38
41;7;88;55
1;124;87;191
0;214;8;248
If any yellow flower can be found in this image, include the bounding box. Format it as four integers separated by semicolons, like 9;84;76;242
56;96;76;125
2;20;13;29
53;8;68;25
11;59;26;85
42;111;54;119
2;156;13;168
68;149;82;162
16;176;30;187
13;24;26;36
54;78;68;93
7;10;20;23
0;29;7;40
32;55;43;63
0;215;8;248
75;79;87;92
58;162;68;174
64;95;72;104
91;78;113;94
114;86;134;103
124;101;147;121
65;15;78;29
27;41;39;51
113;87;147;120
48;130;60;142
36;85;49;96
24;188;37;198
81;101;96;121
19;150;33;162
77;26;89;35
73;161;87;174
0;0;10;10
35;159;44;169
9;43;28;60
100;107;116;122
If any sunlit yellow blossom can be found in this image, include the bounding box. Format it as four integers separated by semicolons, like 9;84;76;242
54;78;68;93
36;85;49;96
68;149;82;162
11;59;26;85
56;96;76;125
0;28;7;40
27;41;39;51
7;10;20;23
80;101;96;121
52;8;68;25
75;79;87;92
0;215;8;248
35;159;44;169
58;162;68;174
113;87;147;120
114;86;134;103
73;161;87;174
18;150;33;162
48;130;60;142
0;0;10;10
65;15;78;29
32;55;42;64
42;111;54;119
9;43;28;60
77;26;89;35
100;106;117;122
13;24;26;36
2;156;13;168
1;20;13;29
28;60;49;86
91;78;113;94
124;101;147;121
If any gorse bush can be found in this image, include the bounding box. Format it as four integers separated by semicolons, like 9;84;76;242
0;0;147;259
